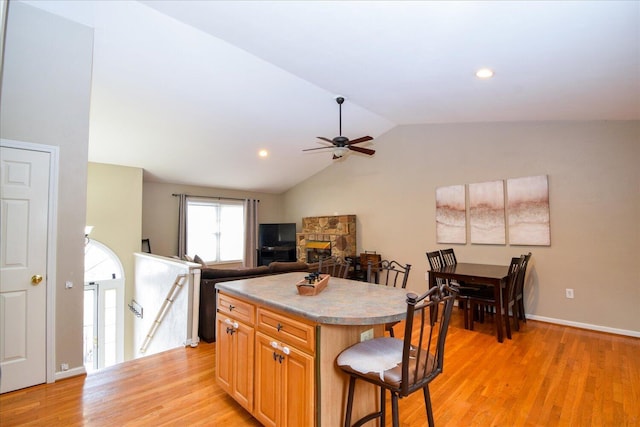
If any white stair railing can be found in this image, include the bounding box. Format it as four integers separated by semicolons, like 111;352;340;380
139;274;188;354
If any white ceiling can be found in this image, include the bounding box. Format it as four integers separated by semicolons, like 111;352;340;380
23;0;640;193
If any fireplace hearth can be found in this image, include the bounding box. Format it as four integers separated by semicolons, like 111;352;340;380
306;241;331;263
296;215;356;263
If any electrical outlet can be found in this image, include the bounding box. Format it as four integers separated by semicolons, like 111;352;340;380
565;288;574;299
61;363;69;371
360;328;374;342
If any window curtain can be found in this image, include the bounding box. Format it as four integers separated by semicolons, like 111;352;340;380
244;198;259;267
177;194;188;259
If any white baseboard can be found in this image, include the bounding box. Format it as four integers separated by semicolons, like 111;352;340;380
526;314;640;338
185;337;200;347
54;365;86;381
452;301;639;338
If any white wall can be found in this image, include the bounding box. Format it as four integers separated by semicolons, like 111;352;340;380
133;254;200;359
283;121;640;335
1;2;94;373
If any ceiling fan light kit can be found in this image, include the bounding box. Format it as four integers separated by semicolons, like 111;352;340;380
333;146;348;158
302;97;375;160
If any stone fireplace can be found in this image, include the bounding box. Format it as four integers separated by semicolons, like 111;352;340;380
296;215;356;263
305;240;332;263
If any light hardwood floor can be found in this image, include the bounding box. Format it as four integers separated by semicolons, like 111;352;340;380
1;310;638;426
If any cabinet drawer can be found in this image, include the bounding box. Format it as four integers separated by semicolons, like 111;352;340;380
257;308;316;354
217;293;255;326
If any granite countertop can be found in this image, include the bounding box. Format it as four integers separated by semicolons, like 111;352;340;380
215;272;410;326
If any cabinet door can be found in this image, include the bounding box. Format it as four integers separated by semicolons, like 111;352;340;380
254;332;280;427
281;344;315;427
216;316;254;413
232;320;254;411
255;332;315;427
215;317;233;394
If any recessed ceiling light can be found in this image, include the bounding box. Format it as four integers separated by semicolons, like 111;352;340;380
475;68;494;79
258;149;268;158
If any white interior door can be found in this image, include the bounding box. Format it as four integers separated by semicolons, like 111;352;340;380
0;146;50;393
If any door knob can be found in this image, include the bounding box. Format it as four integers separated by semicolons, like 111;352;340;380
31;274;43;285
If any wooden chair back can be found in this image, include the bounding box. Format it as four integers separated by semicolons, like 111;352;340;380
439;248;457;266
360;252;381;273
426;250;446;286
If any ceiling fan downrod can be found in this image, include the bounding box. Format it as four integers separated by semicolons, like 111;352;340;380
336;96;344;137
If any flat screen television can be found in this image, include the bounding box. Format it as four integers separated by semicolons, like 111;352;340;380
259;223;296;248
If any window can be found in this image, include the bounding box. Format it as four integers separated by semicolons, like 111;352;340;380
84;239;124;372
187;198;244;263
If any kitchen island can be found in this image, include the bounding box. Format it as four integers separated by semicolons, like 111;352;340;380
215;271;408;427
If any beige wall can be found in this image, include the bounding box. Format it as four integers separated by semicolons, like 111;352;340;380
1;3;93;373
86;162;143;360
283;121;640;334
142;181;286;260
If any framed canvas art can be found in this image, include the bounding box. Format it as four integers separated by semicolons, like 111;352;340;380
469;180;505;245
507;175;550;245
435;184;466;244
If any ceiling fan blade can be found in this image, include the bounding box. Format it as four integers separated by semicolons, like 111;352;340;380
348;145;375;156
317;136;335;144
347;136;373;145
303;146;334;152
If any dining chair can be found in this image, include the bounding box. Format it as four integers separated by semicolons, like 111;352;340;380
426;250;482;329
317;256;352;279
441;247;495;317
425;251;445;282
467;256;524;340
513;252;532;327
439;248;457;266
366;259;411;336
336;282;458;427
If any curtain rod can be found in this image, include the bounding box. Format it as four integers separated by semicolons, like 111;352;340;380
172;193;259;202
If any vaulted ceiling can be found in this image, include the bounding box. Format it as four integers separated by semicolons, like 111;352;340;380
24;1;640;193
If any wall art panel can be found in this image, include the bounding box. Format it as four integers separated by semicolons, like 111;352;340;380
507;175;550;245
469;180;505;245
435;184;466;244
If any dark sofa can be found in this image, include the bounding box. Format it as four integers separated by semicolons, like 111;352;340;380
198;261;313;342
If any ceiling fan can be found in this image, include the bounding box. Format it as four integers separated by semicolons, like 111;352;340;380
303;97;375;159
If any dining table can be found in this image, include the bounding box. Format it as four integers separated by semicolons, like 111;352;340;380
428;262;510;342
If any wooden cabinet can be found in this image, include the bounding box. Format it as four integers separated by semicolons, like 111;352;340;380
254;308;315;427
215;294;255;413
216;293;315;426
254;332;314;427
218;290;383;426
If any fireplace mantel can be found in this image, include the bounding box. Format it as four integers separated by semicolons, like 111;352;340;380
296;215;356;263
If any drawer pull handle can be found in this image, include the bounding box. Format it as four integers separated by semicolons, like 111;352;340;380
273;352;284;364
228;304;235;311
276;323;283;331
